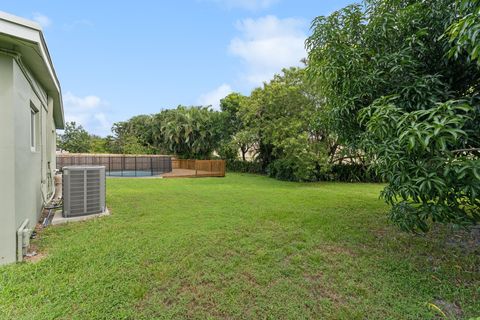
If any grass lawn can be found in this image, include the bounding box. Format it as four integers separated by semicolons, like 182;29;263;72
0;173;478;319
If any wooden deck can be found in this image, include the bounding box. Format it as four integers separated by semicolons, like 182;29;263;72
161;168;221;178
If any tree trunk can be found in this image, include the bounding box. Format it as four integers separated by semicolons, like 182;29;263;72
241;146;247;161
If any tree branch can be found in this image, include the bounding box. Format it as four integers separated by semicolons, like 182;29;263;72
451;148;480;154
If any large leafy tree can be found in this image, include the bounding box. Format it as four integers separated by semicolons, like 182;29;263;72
107;107;223;157
110;115;157;154
152;106;223;159
238;68;334;181
447;0;480;64
58;122;91;153
220;93;246;139
218;93;254;161
89;135;109;153
306;0;480;231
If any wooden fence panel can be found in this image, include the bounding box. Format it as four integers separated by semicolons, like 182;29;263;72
171;159;225;177
172;159;196;170
194;160;225;177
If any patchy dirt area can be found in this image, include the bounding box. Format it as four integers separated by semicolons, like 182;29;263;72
375;223;480;255
441;225;480;254
22;220;48;263
432;299;464;319
23;243;47;263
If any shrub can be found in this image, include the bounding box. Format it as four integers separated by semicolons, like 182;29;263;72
228;160;382;183
330;164;383;183
226;160;265;174
267;159;298;181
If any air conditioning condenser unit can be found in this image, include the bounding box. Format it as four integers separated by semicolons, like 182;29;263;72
62;166;106;217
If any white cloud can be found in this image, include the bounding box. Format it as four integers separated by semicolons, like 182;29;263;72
229;15;307;85
63;92;111;136
32;13;52;28
64;92;101;109
197;84;233;110
204;0;278;10
93;113;110;132
63;19;94;31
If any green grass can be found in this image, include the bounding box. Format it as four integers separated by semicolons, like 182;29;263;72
0;173;478;319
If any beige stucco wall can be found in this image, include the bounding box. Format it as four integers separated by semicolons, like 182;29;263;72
0;54;57;265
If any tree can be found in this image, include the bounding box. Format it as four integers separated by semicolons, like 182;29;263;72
109;115;157;154
151;106;223;159
218;93;251;161
360;99;480;231
58;122;91;153
220;93;246;138
121;135;151;154
122;115;156;149
231;130;257;161
447;0;480;65
89;135;109;153
306;0;480;231
238;67;332;181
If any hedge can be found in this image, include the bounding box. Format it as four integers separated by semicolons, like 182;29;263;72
227;160;382;183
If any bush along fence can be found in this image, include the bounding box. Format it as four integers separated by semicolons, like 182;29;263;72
226;160;265;175
226;160;382;183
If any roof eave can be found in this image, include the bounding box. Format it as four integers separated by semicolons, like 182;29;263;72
0;11;64;129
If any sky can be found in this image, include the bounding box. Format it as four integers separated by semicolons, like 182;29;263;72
1;0;354;136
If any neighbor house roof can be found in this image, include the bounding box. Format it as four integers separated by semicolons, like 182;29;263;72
0;11;64;129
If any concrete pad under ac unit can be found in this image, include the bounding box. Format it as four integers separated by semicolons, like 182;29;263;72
51;207;110;225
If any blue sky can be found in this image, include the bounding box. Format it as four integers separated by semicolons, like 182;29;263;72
1;0;354;136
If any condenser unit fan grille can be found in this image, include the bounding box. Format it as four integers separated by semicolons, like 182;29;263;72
63;166;106;217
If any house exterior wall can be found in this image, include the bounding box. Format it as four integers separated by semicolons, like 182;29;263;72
0;54;57;265
0;55;16;265
13;58;53;228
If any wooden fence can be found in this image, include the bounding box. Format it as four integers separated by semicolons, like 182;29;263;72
170;159;225;178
